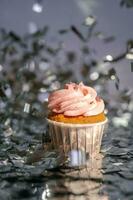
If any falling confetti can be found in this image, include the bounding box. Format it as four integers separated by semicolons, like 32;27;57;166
131;62;133;72
84;15;96;26
32;2;43;13
23;103;31;113
105;55;113;62
0;10;133;200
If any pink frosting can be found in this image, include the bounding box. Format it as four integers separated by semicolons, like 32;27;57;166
48;82;105;116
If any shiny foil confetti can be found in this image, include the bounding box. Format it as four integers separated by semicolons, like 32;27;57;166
131;62;133;72
23;103;30;113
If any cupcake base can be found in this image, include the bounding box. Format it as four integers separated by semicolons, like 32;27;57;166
48;112;106;124
47;118;108;168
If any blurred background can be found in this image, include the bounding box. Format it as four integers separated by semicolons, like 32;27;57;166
0;0;133;139
0;0;133;89
0;1;133;199
0;0;133;118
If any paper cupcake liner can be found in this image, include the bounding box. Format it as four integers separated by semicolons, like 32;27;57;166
47;118;108;167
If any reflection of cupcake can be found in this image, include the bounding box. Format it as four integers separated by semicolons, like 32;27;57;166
47;82;107;167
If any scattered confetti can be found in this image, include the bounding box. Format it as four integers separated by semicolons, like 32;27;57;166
23;103;31;113
105;55;113;62
32;2;43;13
131;62;133;72
0;11;133;200
90;72;99;80
84;15;96;26
3;127;13;137
126;52;133;60
0;64;3;71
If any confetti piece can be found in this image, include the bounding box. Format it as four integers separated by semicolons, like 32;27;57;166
131;62;133;72
24;103;30;113
85;15;96;26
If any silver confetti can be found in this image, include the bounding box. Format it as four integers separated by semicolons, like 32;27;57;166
24;103;30;113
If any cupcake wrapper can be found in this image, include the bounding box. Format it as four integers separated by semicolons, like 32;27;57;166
47;119;108;167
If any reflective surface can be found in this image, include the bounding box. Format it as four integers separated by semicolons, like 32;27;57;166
0;111;133;199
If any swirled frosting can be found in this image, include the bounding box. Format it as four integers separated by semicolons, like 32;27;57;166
48;82;105;116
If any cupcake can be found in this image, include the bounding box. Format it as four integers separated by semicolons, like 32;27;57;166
47;82;107;167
